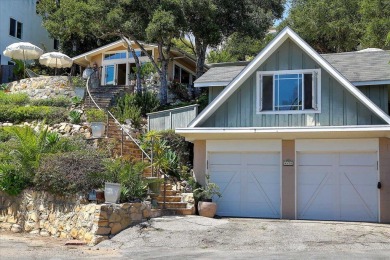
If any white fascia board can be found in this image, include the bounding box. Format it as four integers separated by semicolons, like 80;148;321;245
72;40;124;61
194;81;230;87
188;28;291;127
188;27;390;127
352;80;390;86
285;29;390;125
176;125;390;134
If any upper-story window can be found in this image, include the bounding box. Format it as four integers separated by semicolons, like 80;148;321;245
257;69;321;113
174;64;195;86
104;52;127;60
9;18;23;39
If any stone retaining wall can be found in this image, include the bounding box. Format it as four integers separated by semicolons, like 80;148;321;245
6;76;78;99
0;190;151;245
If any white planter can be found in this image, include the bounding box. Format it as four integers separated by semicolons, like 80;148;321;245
91;122;105;137
105;182;121;203
74;87;85;99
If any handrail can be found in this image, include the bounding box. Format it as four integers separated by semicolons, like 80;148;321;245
86;73;151;161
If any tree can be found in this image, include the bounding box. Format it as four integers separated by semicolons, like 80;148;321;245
180;0;285;78
36;0;113;57
283;0;390;53
359;0;390;49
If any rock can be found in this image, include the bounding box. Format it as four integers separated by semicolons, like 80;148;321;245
109;223;122;235
91;235;108;245
108;212;121;223
40;230;50;237
11;224;22;233
70;228;78;238
94;227;111;236
84;233;94;243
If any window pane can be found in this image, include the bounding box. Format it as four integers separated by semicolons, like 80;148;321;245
275;74;302;110
9;18;16;37
181;68;190;84
304;73;313;109
262;75;273;111
16;22;22;39
174;65;180;82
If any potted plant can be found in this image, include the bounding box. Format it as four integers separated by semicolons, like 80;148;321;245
86;108;106;137
194;176;222;218
72;76;86;99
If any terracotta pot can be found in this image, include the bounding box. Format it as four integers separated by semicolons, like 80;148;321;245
198;201;217;218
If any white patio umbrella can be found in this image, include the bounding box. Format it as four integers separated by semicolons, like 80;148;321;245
39;51;73;75
3;42;44;77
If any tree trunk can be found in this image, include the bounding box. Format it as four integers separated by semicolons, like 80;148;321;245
121;35;142;93
158;42;169;105
195;38;208;79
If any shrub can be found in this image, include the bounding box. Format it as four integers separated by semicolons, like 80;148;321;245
0;127;12;142
0;105;68;124
159;130;192;167
86;108;106;122
69;110;82;124
113;92;159;118
71;76;86;88
0;163;29;196
34;150;108;195
0;92;29;105
169;81;191;101
30;97;72;107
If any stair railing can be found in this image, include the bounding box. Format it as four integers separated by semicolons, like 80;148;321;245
86;74;151;162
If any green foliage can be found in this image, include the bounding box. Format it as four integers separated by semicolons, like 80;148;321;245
158;130;192;167
283;0;390;52
0;105;68;124
69;110;82;124
172;38;196;55
34;150;108;195
0;128;12;142
72;76;86;88
193;175;222;201
0;163;29;196
100;158;148;201
30;97;72;107
169;82;191;101
131;62;157;79
113;92;159;121
0;92;29;105
12;59;25;79
0;83;9;91
71;96;83;106
206;49;237;64
86;108;106;122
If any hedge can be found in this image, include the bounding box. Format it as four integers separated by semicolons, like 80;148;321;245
0;105;68;124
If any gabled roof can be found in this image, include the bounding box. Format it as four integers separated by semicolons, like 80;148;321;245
72;39;201;68
189;27;390;127
194;49;390;87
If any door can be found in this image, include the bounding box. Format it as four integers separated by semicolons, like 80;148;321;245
105;65;115;85
297;152;378;222
209;152;280;218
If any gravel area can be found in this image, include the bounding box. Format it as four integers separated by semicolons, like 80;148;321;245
1;216;390;259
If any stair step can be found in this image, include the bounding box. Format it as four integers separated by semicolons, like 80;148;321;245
156;196;182;203
157;202;187;209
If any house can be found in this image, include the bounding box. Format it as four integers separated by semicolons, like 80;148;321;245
0;0;56;83
0;0;56;65
176;27;390;223
72;40;197;88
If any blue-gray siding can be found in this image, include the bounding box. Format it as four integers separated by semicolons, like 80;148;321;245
148;104;199;131
202;39;388;127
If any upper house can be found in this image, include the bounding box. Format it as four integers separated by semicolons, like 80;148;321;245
0;0;56;66
72;40;197;88
176;27;390;223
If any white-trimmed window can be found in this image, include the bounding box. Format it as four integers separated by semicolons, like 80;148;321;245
257;69;321;113
9;18;23;39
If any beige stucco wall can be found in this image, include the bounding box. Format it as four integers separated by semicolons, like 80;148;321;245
193;140;206;186
379;137;390;223
281;140;295;219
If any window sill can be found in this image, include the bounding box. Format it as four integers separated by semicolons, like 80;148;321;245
256;109;321;115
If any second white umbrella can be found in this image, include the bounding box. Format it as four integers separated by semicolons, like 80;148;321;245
39;52;73;75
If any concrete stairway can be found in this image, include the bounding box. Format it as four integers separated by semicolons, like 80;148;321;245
152;183;195;215
85;85;129;109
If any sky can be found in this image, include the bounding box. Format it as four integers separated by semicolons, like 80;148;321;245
274;1;291;26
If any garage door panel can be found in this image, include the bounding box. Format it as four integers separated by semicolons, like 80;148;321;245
209;153;241;165
297;152;378;222
246;153;280;165
298;153;334;166
209;152;280;218
339;153;377;166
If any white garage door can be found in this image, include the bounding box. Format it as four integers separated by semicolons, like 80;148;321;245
297;152;378;222
208;152;280;218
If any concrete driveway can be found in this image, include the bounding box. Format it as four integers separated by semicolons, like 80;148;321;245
1;216;390;259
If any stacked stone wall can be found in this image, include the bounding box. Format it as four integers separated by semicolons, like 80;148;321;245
0;190;151;245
